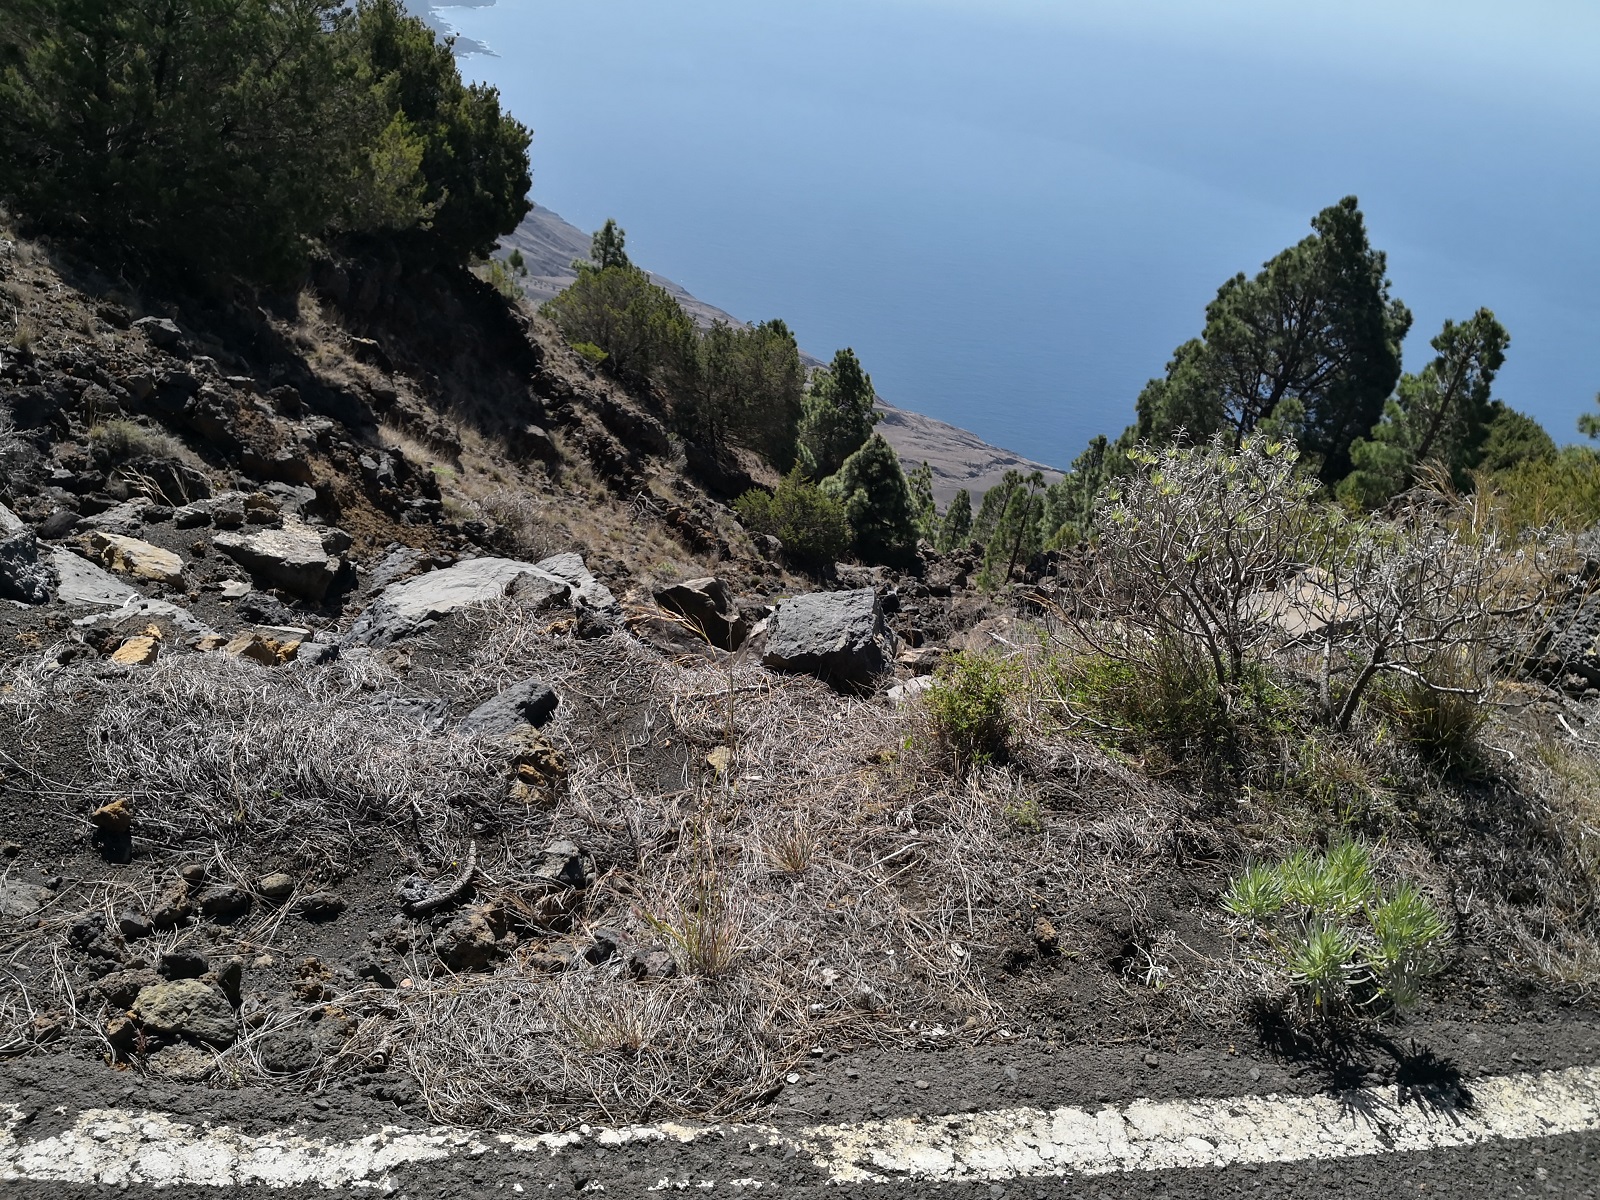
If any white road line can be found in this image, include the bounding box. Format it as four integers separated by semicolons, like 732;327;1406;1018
3;1065;1598;1190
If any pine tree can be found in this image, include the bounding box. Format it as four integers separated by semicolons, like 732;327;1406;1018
1340;309;1509;508
588;218;630;270
977;471;1045;587
797;348;878;479
1135;196;1412;482
907;462;937;543
937;489;972;553
822;433;919;567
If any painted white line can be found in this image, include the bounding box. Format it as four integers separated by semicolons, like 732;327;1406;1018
798;1064;1600;1183
3;1065;1598;1190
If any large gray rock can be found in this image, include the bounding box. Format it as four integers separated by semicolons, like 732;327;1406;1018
534;552;617;612
461;679;559;736
655;577;747;651
51;547;212;636
130;978;237;1046
0;503;54;604
762;588;896;692
214;520;341;601
344;553;604;646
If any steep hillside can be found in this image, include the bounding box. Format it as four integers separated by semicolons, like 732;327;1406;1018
500;204;1061;503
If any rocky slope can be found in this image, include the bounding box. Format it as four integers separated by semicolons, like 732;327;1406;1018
3;216;1598;1155
499;203;1062;504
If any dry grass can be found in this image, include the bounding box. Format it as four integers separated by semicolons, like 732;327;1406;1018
89;651;506;872
368;597;1055;1123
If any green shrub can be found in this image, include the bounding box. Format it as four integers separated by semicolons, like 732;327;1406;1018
733;470;851;567
571;341;609;367
1065;640;1225;753
542;263;695;389
924;652;1019;769
1372;648;1488;771
1224;840;1449;1015
1475;446;1600;536
88;419;183;464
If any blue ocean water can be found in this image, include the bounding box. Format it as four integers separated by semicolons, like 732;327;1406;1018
428;0;1600;470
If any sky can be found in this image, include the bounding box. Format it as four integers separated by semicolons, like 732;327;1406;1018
424;0;1600;469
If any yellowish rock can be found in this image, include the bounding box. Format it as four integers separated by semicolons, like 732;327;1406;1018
110;634;160;666
223;634;301;666
706;745;732;776
193;633;228;652
88;532;186;585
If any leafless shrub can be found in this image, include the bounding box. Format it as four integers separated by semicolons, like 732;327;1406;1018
90;652;505;869
1312;501;1547;732
1066;434;1317;694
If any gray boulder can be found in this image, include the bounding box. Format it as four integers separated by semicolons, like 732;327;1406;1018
762;588;896;692
534;551;617;612
655;577;747;651
0;503;54;604
51;547;212;637
132;316;183;350
344;552;604;646
214;519;341;601
130;978;237;1047
461;679;559;736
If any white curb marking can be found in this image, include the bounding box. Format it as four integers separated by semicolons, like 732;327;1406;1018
3;1065;1598;1189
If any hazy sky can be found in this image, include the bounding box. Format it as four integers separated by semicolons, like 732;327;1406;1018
430;0;1600;466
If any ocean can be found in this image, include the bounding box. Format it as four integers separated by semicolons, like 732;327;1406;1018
421;0;1600;471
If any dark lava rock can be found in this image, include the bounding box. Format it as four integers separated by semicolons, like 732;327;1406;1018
434;904;513;972
0;503;55;604
654;576;749;651
298;891;346;921
89;967;164;1010
196;884;251;922
626;946;680;981
762;588;897;693
116;909;153;940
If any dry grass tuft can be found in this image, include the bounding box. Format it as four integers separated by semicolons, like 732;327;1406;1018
90;652;505;871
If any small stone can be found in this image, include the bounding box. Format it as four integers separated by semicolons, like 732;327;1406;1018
149;882;192;930
257;872;295;901
193;632;228;651
219;580;251;598
205;957;244;1006
1032;916;1058;951
224;633;300;666
460;679;559;736
116;910;153;939
0;880;52;919
88;532;186;585
1145;1054;1159;1068
131;979;237;1047
196;884;250;921
915;1079;930;1090
178;863;208;886
706;746;732;776
157;950;210;980
298;891;345;921
90;799;133;837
